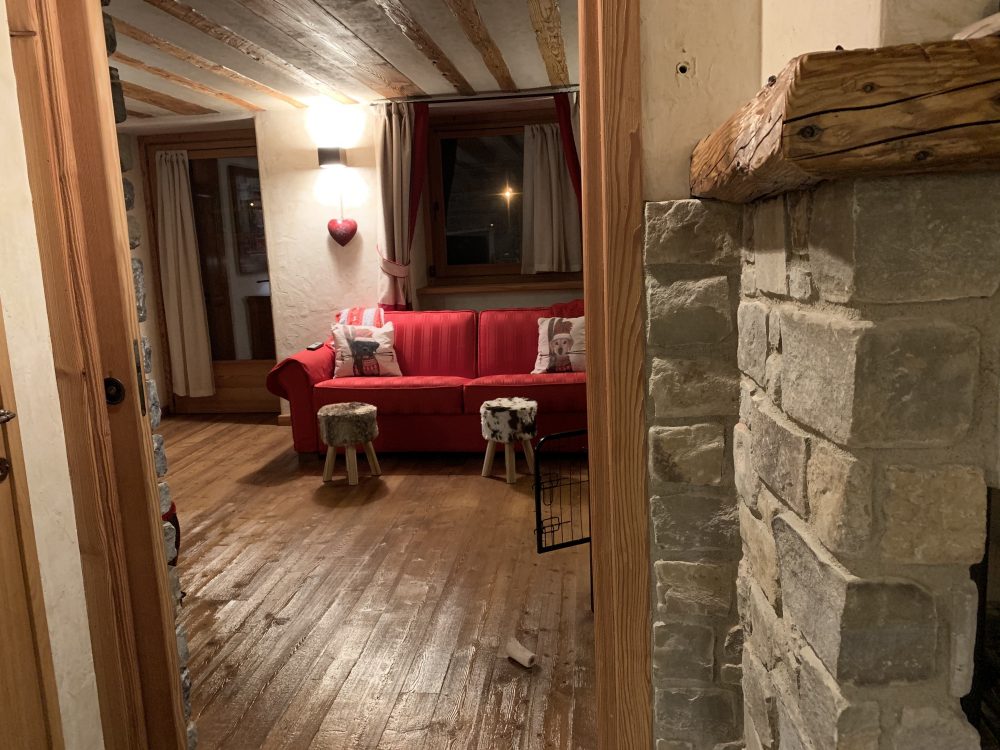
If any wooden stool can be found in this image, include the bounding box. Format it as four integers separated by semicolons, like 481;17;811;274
480;397;538;483
317;402;381;485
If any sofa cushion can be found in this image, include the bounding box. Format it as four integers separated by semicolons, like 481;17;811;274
314;376;468;416
383;310;477;378
478;307;550;376
463;372;587;414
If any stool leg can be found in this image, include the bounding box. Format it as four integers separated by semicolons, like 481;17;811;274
345;446;359;485
322;446;337;482
482;439;497;477
364;441;382;476
522;439;535;476
504;442;516;484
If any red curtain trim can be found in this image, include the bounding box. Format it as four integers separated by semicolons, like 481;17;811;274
553;92;582;206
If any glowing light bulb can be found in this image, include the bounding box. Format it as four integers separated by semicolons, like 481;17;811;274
502;185;514;203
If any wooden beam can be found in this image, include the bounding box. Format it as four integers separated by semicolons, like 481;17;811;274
691;38;1000;202
527;0;570;86
234;0;423;99
112;51;262;111
578;1;651;749
125;108;153;119
112;17;306;109
142;0;355;104
120;79;217;115
442;0;516;91
369;0;476;96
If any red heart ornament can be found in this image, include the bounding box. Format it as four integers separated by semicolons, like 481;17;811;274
327;218;358;246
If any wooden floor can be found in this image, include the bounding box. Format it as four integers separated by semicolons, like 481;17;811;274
160;415;596;750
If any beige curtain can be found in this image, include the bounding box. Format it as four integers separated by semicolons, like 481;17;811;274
521;123;582;274
156;150;214;397
376;103;416;307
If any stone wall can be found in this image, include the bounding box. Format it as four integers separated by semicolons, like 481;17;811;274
735;174;999;750
644;199;746;749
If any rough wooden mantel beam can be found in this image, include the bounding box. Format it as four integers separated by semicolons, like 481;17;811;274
690;37;1000;203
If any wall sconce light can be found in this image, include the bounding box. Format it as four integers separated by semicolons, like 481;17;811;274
318;147;358;246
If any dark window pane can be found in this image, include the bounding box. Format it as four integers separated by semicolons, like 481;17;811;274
442;134;523;265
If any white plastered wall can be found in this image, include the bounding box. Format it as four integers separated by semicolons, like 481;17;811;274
0;5;104;748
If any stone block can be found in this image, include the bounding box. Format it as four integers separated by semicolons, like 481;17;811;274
655;687;739;746
128;214;141;250
808;175;1000;303
644;199;742;266
780;308;978;447
147;377;161;429
651;493;739;557
723;625;743;662
880;464;987;565
131;257;147;322
103;12;116;54
187;722;198;750
774;513;937;685
650;424;725;487
653;620;714;681
742;573;787;670
162;522;177;562
741;263;757;297
787;266;812;301
649;357;738;419
889;706;980;750
737;300;768;384
655;560;734;616
142;335;153;374
648;276;733;346
656;741;693;750
733;423;759;511
117;133;134;173
153;433;168;477
181;666;192;719
752;197;788;295
158;481;172;516
949;578;978;698
743;645;778;749
720;662;741;686
123;176;134;210
798;647;880;750
109;67;126;124
176;623;190;665
740;502;780;607
806;441;872;556
767;308;781;351
763;352;782;406
751;404;809;516
776;701;808;750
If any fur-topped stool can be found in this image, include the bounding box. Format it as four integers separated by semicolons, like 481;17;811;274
317;402;381;485
480;397;538;483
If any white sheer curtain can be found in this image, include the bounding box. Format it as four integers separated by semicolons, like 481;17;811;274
376;103;416;308
521;123;582;274
155;150;215;397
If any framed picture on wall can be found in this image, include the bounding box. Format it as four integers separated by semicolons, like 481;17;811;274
228;165;268;275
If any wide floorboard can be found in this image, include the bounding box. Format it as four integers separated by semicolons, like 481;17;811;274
160;415;596;749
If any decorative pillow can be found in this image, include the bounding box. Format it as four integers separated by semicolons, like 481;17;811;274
331;322;402;378
532;316;586;374
333;306;384;329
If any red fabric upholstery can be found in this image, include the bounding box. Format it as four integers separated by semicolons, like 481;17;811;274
383;310;477;377
477;307;548;376
550;298;584;318
314;376;467;415
266;343;336;453
463;372;587;414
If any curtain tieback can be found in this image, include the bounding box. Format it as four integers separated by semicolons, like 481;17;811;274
377;245;410;278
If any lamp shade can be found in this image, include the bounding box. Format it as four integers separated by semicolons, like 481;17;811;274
318;147;345;168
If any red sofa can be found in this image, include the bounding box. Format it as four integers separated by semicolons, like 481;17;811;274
266;301;587;454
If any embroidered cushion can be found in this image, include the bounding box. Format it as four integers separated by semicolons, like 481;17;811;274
330;322;402;378
531;316;586;374
332;306;384;329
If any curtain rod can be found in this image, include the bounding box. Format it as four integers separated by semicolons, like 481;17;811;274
369;85;579;107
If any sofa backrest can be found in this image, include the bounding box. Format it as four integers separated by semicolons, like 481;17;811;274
477;307;549;376
383;310;478;378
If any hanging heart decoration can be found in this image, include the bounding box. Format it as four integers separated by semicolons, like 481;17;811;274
327;218;358;246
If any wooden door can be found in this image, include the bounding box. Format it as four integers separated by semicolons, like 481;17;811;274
0;304;63;749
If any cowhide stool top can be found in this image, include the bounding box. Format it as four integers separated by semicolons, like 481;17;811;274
480;397;538;443
480;398;538;484
318;402;378;447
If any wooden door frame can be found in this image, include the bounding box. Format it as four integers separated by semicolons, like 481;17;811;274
578;0;652;748
7;1;186;747
137;127;257;409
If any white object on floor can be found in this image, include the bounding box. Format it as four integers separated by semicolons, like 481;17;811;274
505;636;537;669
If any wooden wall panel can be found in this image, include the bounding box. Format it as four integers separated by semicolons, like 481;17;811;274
578;0;651;747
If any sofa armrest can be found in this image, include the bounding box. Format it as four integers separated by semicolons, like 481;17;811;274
266;344;335;453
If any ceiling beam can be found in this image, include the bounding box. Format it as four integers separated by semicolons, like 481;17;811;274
369;0;476;96
113;18;307;109
112;51;262;111
142;0;355;104
442;0;516;91
235;0;423;100
527;0;570;86
120;80;218;115
126;109;153;119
